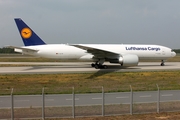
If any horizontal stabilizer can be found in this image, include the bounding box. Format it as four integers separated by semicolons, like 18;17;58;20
6;46;38;52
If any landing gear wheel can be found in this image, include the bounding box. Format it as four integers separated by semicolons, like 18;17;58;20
161;63;165;66
160;60;165;66
94;64;99;69
91;59;107;69
91;63;95;67
91;63;108;69
103;65;107;69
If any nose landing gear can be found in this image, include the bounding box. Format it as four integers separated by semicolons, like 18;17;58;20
161;60;165;66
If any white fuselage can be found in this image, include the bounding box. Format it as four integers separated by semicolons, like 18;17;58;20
16;44;176;61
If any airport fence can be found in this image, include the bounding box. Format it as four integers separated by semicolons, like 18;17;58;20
1;85;180;119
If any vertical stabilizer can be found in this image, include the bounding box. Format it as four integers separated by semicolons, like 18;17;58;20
14;18;46;46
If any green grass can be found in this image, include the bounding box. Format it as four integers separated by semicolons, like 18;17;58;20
1;71;180;95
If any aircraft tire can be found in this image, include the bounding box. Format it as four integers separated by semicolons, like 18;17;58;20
91;63;95;67
94;64;99;69
103;65;107;69
161;63;165;66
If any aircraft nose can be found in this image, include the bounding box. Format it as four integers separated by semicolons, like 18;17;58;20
172;52;176;57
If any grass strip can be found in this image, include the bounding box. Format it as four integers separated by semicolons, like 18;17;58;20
0;71;180;95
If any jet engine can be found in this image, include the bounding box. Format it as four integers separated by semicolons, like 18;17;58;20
110;54;139;66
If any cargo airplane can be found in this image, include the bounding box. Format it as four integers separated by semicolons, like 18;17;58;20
8;18;176;69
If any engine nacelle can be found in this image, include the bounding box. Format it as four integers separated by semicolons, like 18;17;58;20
110;54;139;66
119;54;139;66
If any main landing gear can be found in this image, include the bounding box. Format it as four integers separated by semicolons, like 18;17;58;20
91;59;107;69
91;63;107;69
161;60;165;66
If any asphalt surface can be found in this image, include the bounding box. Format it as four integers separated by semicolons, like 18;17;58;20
0;62;180;74
0;62;180;109
0;90;180;108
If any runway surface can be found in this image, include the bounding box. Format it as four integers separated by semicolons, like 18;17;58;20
0;90;180;108
0;62;180;74
0;62;180;109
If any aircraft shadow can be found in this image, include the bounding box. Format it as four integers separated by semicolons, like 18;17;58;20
23;65;91;71
87;69;117;79
87;65;140;79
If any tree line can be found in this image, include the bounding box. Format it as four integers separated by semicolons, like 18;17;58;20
0;48;16;53
174;49;180;53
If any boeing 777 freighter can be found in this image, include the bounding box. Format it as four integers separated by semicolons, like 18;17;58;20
8;18;176;69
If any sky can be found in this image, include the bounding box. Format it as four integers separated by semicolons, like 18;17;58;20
0;0;180;49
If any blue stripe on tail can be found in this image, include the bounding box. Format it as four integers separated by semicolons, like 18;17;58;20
14;18;46;46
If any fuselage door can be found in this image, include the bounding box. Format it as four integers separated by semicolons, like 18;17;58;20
162;48;165;55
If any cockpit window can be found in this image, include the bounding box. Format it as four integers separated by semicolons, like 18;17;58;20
171;50;174;52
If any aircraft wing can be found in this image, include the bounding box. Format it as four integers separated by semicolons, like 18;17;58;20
71;44;120;59
6;46;38;52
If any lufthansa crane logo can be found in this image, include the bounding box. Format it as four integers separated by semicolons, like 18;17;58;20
21;28;32;39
